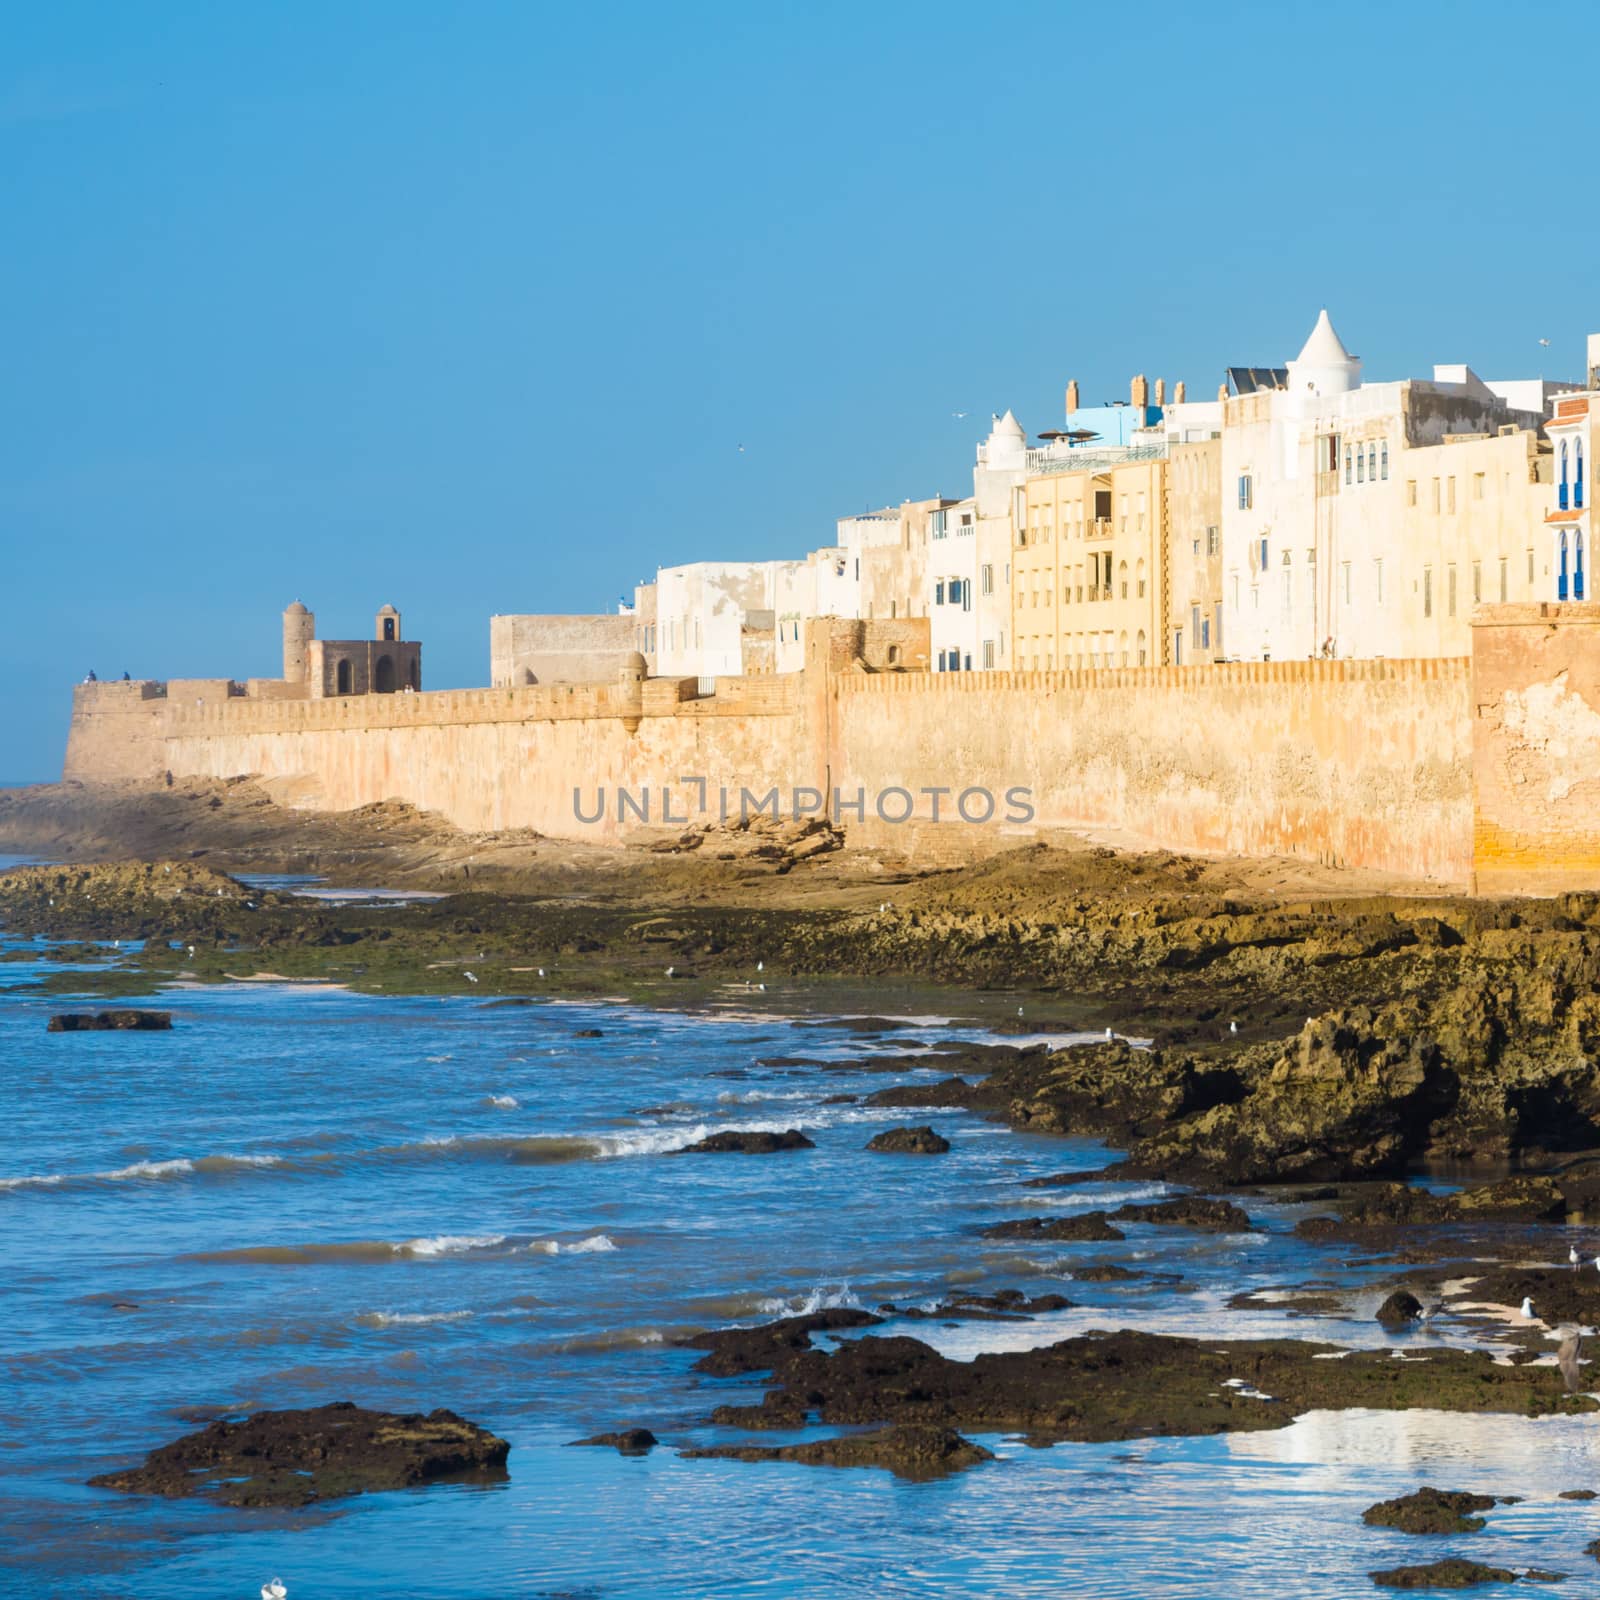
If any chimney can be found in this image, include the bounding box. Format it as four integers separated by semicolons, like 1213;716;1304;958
1066;379;1079;415
1131;374;1149;409
1174;379;1186;404
1154;377;1166;407
1218;380;1229;403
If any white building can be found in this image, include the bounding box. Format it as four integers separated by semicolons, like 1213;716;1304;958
646;560;799;678
1219;309;1554;662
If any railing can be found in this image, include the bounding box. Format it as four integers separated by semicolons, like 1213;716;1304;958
1023;443;1168;476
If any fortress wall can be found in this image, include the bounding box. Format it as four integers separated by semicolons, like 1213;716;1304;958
63;638;1488;883
826;658;1474;883
1471;603;1600;894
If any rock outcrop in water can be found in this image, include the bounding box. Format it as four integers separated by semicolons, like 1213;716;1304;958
695;1322;1594;1444
1361;1487;1499;1534
1368;1559;1519;1589
48;1009;172;1031
681;1423;992;1480
87;1401;510;1507
571;1428;658;1454
674;1129;815;1155
865;1125;950;1154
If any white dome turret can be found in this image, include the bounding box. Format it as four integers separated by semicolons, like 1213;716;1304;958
1286;309;1361;398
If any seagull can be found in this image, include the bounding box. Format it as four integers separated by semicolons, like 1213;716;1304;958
262;1581;287;1600
464;971;478;984
756;961;764;972
1521;1296;1536;1319
1229;1020;1238;1035
1104;1027;1114;1040
1572;1244;1581;1271
879;903;889;914
187;945;195;958
737;444;746;453
952;411;970;419
1539;338;1552;348
537;967;546;978
665;966;675;978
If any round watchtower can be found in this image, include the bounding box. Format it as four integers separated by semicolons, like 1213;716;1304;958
282;601;314;684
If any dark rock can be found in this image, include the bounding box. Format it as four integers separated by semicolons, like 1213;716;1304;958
982;1212;1125;1242
1521;1570;1567;1583
1559;1488;1597;1500
703;1327;1595;1445
683;1309;884;1377
572;1028;604;1038
1362;1486;1497;1534
1110;1197;1254;1232
883;1289;1073;1322
680;1423;991;1480
821;1093;858;1105
867;1077;989;1110
1376;1291;1425;1327
865;1125;950;1155
87;1401;509;1507
674;1129;815;1155
1369;1560;1518;1589
1065;1263;1146;1282
571;1428;657;1454
48;1009;172;1032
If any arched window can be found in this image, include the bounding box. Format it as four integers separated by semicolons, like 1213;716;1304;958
1578;532;1587;601
1380;442;1389;480
1136;557;1146;598
1118;559;1129;599
1118;629;1129;667
375;655;396;694
1578;439;1586;509
1561;441;1571;510
336;659;352;695
1356;447;1365;484
1368;443;1377;482
382;617;396;641
1560;531;1570;600
1136;628;1147;666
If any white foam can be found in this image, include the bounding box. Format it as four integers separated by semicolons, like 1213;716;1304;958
104;1159;194;1181
0;1172;65;1190
757;1281;861;1317
485;1095;519;1109
564;1234;617;1254
401;1233;507;1257
360;1308;474;1326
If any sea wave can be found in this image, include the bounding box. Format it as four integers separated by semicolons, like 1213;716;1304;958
356;1309;474;1328
1;1151;288;1193
528;1233;617;1255
484;1094;519;1109
401;1233;508;1257
755;1281;862;1317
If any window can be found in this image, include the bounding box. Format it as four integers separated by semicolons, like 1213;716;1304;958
1137;557;1147;597
1191;605;1201;647
1561;532;1570;600
1344;445;1353;485
1376;558;1384;603
1578;532;1587;600
981;563;993;596
1136;629;1147;666
1259;536;1269;571
1529;548;1536;585
1367;443;1376;482
1206;526;1219;557
1473;561;1482;603
1200;617;1211;650
1579;440;1587;509
1380;442;1388;479
1473;473;1485;501
1406;479;1417;507
1119;560;1129;599
1499;557;1508;602
1281;552;1292;612
1424;566;1433;617
931;509;947;539
1431;478;1441;512
1343;561;1352;605
982;639;995;669
1447;477;1456;514
962;578;972;613
1238;474;1253;510
1447;563;1457;618
1356;447;1364;484
935;580;945;605
1561;441;1571;510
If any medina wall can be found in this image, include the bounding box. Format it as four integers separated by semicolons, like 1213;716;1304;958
64;623;1480;884
825;658;1474;883
1471;602;1600;894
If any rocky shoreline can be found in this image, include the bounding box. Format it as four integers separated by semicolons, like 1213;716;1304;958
11;793;1600;1580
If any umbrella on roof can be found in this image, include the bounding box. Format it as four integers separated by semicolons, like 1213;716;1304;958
1036;428;1101;443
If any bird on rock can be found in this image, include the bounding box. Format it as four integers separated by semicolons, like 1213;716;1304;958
1521;1296;1536;1320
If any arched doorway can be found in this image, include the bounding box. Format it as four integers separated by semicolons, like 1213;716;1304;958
336;659;352;696
375;655;396;694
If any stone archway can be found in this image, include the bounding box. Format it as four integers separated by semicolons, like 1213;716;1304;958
375;655;396;694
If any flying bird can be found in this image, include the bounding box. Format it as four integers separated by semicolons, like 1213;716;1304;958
1539;338;1552;348
1558;1326;1587;1393
952;411;970;419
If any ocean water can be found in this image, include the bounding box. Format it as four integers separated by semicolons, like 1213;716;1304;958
2;946;1597;1596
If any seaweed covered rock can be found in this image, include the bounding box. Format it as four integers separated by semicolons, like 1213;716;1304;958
1110;1196;1254;1232
1368;1559;1517;1589
683;1308;884;1377
982;1212;1125;1242
681;1423;991;1480
571;1428;658;1454
87;1401;509;1507
865;1126;950;1155
1361;1486;1497;1534
675;1129;815;1155
1375;1291;1425;1327
48;1009;172;1032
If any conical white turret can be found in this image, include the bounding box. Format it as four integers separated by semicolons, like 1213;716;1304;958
1286;309;1361;397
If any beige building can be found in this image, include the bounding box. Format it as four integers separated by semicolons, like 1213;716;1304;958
1012;450;1167;671
1166;438;1224;663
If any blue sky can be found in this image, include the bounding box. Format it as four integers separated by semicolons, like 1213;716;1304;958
2;0;1594;779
